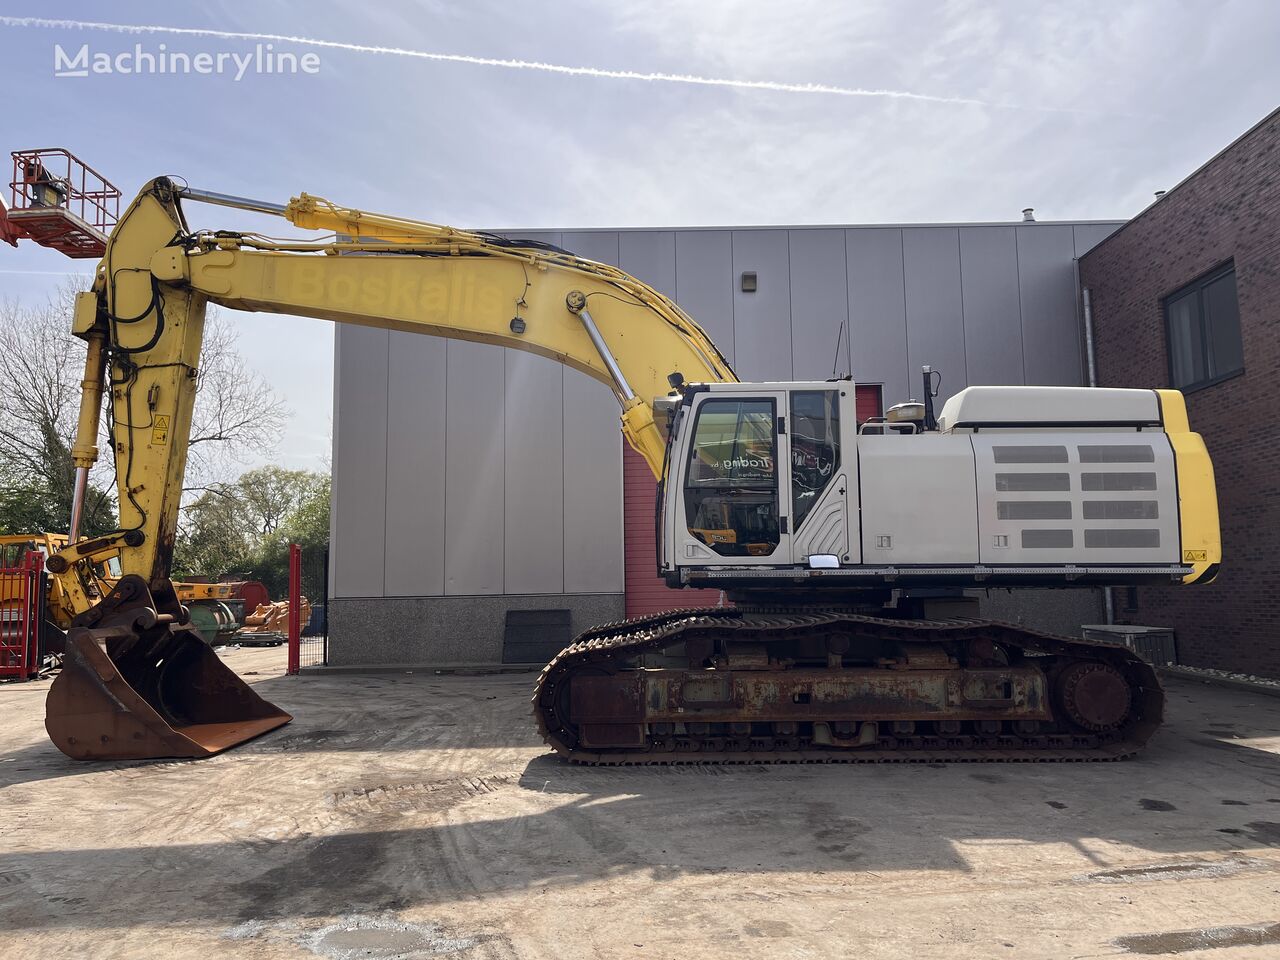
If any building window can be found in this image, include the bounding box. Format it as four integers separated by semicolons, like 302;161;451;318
1164;263;1244;391
1124;586;1139;612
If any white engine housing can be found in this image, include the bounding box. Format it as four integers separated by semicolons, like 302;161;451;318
659;382;1191;591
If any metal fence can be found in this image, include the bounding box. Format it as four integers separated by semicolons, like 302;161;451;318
290;544;329;670
0;552;45;680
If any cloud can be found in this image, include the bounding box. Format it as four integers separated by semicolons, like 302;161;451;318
0;14;1093;113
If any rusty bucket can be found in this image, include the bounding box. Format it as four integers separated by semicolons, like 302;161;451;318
45;575;292;760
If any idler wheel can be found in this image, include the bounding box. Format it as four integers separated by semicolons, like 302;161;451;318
1057;662;1132;732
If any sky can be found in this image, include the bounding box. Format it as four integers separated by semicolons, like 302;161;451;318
1;0;1277;472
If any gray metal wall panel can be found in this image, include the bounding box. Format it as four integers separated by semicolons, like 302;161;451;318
332;220;1116;613
959;226;1025;387
561;231;620;269
788;229;851;380
903;227;969;394
563;371;624;592
504;350;565;593
619;231;677;298
559;230;626;594
845;229;909;407
1073;223;1119;257
498;231;567;595
1017;225;1084;385
731;230;793;381
675;231;735;366
332;324;388;598
444;340;506;594
383;332;447;596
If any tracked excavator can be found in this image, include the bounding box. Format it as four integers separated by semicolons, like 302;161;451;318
40;177;1219;763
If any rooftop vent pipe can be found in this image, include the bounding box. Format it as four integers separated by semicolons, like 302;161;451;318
1154;190;1167;200
1022;208;1035;222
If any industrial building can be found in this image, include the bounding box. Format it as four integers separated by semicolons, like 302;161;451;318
1081;106;1280;678
328;218;1124;665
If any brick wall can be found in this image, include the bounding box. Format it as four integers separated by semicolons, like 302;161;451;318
1080;107;1280;677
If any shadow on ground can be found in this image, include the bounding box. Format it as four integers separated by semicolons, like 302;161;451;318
0;670;540;787
4;678;1280;933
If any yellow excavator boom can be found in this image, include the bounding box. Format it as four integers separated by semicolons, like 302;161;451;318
45;177;736;760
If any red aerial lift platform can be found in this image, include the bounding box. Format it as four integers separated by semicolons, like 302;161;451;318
4;149;120;258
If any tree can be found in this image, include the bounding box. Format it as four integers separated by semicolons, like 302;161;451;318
251;472;331;599
173;467;329;598
184;315;291;493
170;486;256;580
0;287;116;536
235;466;323;537
279;472;331;548
0;284;288;536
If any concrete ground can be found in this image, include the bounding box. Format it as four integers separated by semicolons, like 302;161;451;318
2;648;1280;960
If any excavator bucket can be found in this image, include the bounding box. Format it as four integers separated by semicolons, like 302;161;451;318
45;575;291;760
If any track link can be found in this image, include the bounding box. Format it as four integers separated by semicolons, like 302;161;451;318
532;607;1163;764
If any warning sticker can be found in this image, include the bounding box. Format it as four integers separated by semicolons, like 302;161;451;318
152;415;171;444
1183;549;1208;562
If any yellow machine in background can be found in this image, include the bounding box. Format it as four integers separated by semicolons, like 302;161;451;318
39;176;1219;763
1;533;243;645
0;533;70;622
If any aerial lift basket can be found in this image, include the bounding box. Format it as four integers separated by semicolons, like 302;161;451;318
45;576;292;760
6;149;120;258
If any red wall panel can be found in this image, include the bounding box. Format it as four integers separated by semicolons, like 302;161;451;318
854;384;883;424
622;446;722;616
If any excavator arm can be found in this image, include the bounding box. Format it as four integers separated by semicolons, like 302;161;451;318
45;177;735;760
57;179;737;605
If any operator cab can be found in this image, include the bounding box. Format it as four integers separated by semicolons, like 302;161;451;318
661;381;855;573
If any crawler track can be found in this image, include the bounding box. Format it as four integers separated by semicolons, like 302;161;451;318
532;608;1163;764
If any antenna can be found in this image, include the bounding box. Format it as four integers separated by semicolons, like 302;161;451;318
829;319;847;379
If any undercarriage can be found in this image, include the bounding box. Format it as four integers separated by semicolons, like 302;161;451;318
533;603;1163;764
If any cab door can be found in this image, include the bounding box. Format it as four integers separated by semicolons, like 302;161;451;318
787;388;851;565
673;391;793;567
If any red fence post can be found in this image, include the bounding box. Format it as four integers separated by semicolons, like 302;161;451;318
287;543;301;676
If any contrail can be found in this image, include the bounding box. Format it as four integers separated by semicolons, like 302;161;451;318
0;268;94;276
1;15;1053;112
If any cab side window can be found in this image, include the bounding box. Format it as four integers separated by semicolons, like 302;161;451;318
790;390;840;530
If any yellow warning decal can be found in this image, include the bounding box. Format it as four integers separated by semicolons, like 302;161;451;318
151;415;171;444
1183;549;1208;562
